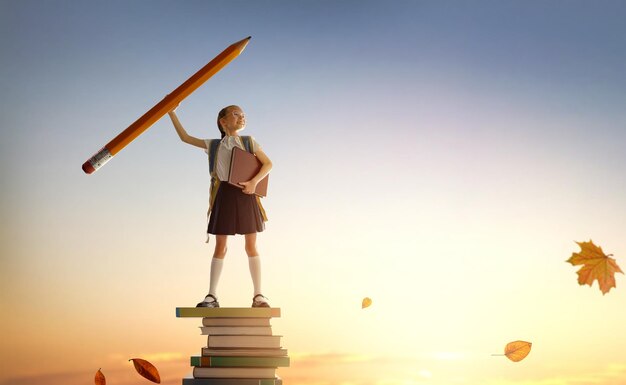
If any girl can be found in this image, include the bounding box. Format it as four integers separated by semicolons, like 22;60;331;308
168;105;272;308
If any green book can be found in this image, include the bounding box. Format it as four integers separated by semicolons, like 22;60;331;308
191;356;290;368
176;307;281;318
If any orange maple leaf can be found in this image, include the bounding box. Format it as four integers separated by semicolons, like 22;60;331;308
567;240;623;295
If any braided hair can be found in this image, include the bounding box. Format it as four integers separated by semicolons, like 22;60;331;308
216;105;239;138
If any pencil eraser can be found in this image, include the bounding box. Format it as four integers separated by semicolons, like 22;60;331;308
82;161;95;174
82;147;113;175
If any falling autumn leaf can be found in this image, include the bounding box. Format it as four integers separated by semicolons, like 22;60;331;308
94;368;106;385
362;297;372;309
504;340;532;362
492;341;532;362
567;240;623;295
129;358;161;383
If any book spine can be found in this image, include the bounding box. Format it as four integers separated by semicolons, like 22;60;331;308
208;335;282;348
201;348;288;357
193;367;275;379
200;326;273;335
191;356;290;367
183;376;282;385
176;307;280;318
202;318;271;327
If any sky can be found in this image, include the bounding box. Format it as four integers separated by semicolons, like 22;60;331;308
1;1;626;385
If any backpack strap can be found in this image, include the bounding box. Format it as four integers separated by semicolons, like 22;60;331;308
241;135;254;153
208;139;221;174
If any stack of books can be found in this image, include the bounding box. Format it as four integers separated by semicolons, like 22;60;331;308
176;307;289;385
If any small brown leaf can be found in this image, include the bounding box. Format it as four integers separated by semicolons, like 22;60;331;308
362;297;372;309
94;368;106;385
504;340;532;362
129;358;161;383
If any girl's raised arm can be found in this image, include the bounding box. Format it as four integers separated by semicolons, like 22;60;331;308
168;109;207;149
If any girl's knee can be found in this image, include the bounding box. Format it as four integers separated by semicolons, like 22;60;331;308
213;246;227;259
245;246;258;257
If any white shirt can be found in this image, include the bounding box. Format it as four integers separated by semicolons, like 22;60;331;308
204;136;261;181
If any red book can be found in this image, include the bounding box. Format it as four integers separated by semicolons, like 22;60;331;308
228;147;269;197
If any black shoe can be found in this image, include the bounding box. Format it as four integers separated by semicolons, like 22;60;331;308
196;294;220;308
252;294;270;308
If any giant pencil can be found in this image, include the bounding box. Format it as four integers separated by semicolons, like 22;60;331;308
82;36;252;174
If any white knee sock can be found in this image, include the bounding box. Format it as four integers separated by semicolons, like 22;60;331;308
207;257;224;300
248;255;262;295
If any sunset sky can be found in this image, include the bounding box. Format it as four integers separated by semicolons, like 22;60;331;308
2;1;626;385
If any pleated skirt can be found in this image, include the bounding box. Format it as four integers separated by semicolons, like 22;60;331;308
207;182;265;235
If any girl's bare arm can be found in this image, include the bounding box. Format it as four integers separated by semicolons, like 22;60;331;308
168;110;207;149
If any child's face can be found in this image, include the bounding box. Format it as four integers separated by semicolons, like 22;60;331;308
220;106;246;134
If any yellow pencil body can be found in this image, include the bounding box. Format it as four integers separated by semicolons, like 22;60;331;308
82;36;251;174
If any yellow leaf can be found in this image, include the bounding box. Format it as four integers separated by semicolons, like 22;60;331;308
362;297;372;309
567;240;623;295
504;340;532;362
129;358;161;383
94;368;105;385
